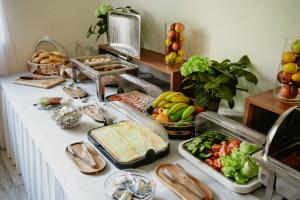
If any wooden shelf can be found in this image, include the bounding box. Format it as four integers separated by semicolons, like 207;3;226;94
243;89;300;134
99;44;183;91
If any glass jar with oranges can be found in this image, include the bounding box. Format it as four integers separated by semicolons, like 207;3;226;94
274;37;300;102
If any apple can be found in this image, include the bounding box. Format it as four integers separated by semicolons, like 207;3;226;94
165;46;172;54
277;71;292;84
280;84;299;99
291;39;300;54
172;42;180;51
165;39;172;47
175;23;185;33
167;31;176;41
283;63;298;74
170;23;176;31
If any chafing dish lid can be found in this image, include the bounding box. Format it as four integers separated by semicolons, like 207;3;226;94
108;10;141;59
194;111;266;146
262;106;300;171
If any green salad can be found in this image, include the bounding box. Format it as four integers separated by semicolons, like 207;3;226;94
185;131;259;184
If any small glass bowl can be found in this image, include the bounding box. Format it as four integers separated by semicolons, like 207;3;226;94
52;106;82;129
104;169;156;200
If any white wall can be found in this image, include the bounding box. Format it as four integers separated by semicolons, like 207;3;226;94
103;0;300;112
4;0;300;112
3;0;103;71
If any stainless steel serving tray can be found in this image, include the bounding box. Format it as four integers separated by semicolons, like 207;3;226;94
71;54;137;80
108;11;141;59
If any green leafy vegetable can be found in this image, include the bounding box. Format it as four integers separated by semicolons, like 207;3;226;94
220;142;259;184
239;141;258;154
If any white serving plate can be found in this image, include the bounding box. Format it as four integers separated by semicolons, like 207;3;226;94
178;138;261;194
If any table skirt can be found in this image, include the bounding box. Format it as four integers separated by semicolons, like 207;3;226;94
0;87;68;200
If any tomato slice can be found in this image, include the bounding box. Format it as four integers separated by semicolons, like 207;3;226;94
205;159;214;166
219;143;228;156
229;139;241;146
213;158;222;169
227;142;239;153
211;144;221;152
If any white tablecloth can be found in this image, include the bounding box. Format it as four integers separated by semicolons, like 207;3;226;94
0;73;267;200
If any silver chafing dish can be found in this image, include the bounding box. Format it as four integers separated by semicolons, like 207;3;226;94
253;106;300;200
71;10;143;101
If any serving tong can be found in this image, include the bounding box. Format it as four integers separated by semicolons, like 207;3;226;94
67;142;96;168
66;141;106;175
155;163;213;200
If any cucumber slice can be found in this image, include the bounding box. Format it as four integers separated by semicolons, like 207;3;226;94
187;143;196;151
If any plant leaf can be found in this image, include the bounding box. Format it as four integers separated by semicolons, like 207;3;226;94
241;71;258;85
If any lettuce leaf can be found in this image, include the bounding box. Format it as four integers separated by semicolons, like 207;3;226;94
239;142;257;154
240;158;259;178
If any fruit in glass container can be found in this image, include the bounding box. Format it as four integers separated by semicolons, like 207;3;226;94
175;56;183;63
167;31;176;41
292;39;300;54
179;33;185;42
277;70;292;84
172;42;180;51
283;63;298;74
170;23;176;31
165;46;172;54
282;51;296;63
280;84;299;99
292;71;300;82
177;49;185;57
169;52;177;60
165;39;172;46
165;55;171;64
175;23;185;33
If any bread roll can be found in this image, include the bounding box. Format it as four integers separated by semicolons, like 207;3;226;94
32;57;42;63
38;52;50;59
40;58;50;64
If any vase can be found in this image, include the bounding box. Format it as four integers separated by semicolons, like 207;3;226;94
273;36;300;102
164;22;186;65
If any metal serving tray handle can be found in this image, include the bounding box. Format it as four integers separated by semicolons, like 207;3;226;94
196;112;266;146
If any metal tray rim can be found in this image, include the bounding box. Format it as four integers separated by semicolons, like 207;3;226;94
180;131;262;186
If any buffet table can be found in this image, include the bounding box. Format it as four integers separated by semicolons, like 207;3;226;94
0;73;267;200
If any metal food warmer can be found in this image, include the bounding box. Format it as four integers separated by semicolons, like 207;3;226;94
71;10;145;101
252;106;300;200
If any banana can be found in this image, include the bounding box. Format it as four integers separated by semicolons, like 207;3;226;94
163;109;169;116
170;95;190;103
164;102;176;108
158;100;168;108
170;108;186;122
152;91;175;108
182;105;196;119
168;103;189;115
180;115;193;122
165;92;182;101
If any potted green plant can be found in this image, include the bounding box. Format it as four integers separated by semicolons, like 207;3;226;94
181;55;258;112
87;4;138;41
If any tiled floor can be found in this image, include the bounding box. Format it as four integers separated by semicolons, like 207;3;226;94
0;150;27;200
